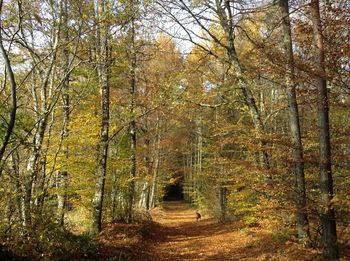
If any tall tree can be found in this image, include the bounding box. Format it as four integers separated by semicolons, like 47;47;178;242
127;16;137;222
91;0;111;234
310;0;339;259
278;0;310;243
57;0;71;227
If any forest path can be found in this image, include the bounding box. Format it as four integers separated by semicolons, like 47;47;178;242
135;201;319;261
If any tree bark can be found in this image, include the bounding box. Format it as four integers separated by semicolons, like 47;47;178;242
150;115;160;208
127;17;137;222
56;171;68;227
23;114;49;227
11;150;23;228
310;0;339;259
57;0;70;227
219;183;227;222
139;182;150;210
279;0;310;243
91;0;110;234
110;171;118;220
0;1;17;173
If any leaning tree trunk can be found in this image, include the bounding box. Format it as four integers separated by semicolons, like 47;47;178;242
91;0;110;234
0;2;17;174
310;0;339;259
214;0;270;173
279;0;310;243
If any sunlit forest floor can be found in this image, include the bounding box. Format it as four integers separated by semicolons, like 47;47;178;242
95;201;330;261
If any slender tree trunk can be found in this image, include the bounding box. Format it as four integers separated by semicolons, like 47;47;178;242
91;0;110;234
183;155;188;201
110;171;118;220
0;1;17;173
310;1;339;259
57;0;70;227
196;116;202;178
127;18;137;222
150;116;160;208
219;182;227;222
185;151;191;202
56;170;68;226
11;150;23;227
189;143;194;203
23;115;49;227
279;0;310;243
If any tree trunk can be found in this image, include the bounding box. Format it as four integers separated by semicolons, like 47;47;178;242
111;171;118;220
139;182;150;210
150;116;160;208
91;0;110;234
219;183;227;222
56;171;68;227
127;18;137;222
310;0;339;259
23;115;49;227
183;153;189;202
57;0;70;227
11;150;23;228
196;116;202;182
279;0;310;243
189;143;194;203
0;1;17;174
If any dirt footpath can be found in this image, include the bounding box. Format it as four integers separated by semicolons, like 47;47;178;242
134;201;322;261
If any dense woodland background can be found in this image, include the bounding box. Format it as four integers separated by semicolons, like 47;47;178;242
0;0;349;260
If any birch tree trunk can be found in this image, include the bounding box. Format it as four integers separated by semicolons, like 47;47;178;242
310;1;339;259
91;0;110;234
